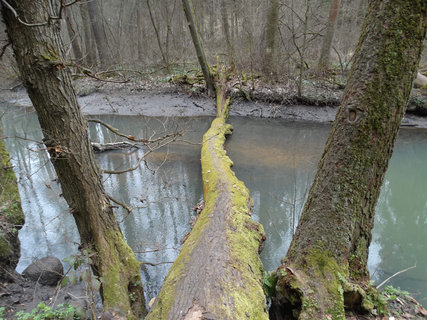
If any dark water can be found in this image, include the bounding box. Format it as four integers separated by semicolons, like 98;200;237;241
2;106;426;305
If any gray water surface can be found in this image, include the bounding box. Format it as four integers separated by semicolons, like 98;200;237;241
2;106;427;305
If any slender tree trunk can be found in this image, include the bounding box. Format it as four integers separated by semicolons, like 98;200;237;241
317;0;341;71
264;0;279;77
273;1;426;319
220;0;235;69
136;4;144;63
2;1;147;318
79;2;96;66
87;0;111;69
64;9;83;62
147;81;268;320
181;0;215;96
147;0;170;72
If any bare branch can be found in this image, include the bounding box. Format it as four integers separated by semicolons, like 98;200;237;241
88;119;183;144
1;0;48;26
140;260;174;267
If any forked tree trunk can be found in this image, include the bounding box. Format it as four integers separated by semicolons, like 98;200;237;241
2;1;146;318
181;0;215;96
147;83;268;319
273;1;426;319
317;0;341;71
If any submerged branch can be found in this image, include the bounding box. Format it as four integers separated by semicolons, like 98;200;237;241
377;264;417;289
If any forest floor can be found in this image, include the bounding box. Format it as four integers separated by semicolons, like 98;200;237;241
0;76;427;319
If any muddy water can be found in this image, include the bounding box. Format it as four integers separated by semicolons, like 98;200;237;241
2;106;427;305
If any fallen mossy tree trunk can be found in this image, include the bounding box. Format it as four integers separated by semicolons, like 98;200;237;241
147;86;268;319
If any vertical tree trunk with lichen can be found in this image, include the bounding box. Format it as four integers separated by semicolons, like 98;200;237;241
0;128;25;282
147;83;268;320
317;0;341;71
181;0;215;96
264;0;279;77
2;1;146;318
273;1;426;319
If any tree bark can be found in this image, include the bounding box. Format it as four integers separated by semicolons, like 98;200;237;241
317;0;341;71
274;1;426;319
147;83;268;319
86;0;111;69
181;0;215;96
2;1;146;318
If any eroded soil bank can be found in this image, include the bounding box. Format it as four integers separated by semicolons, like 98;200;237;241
1;77;427;127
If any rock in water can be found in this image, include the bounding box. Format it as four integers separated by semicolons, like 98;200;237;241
22;256;64;286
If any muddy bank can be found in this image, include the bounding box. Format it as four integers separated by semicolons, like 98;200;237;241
2;78;427;128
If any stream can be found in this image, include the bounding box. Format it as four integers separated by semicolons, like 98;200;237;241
2;105;427;306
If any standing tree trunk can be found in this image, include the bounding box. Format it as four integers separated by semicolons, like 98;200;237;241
64;9;83;62
2;1;146;318
181;0;215;96
273;1;426;319
147;81;268;319
136;4;144;63
317;0;341;71
79;2;96;66
86;0;111;69
147;0;170;73
220;0;235;70
264;0;279;77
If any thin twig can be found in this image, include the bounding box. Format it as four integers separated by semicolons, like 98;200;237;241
377;264;416;289
140;260;174;267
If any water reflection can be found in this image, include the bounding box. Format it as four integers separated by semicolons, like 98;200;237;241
1;106;426;305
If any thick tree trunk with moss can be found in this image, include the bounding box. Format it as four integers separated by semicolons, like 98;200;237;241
182;0;216;96
2;1;146;318
317;0;341;71
273;1;426;319
0;129;25;282
147;85;268;320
